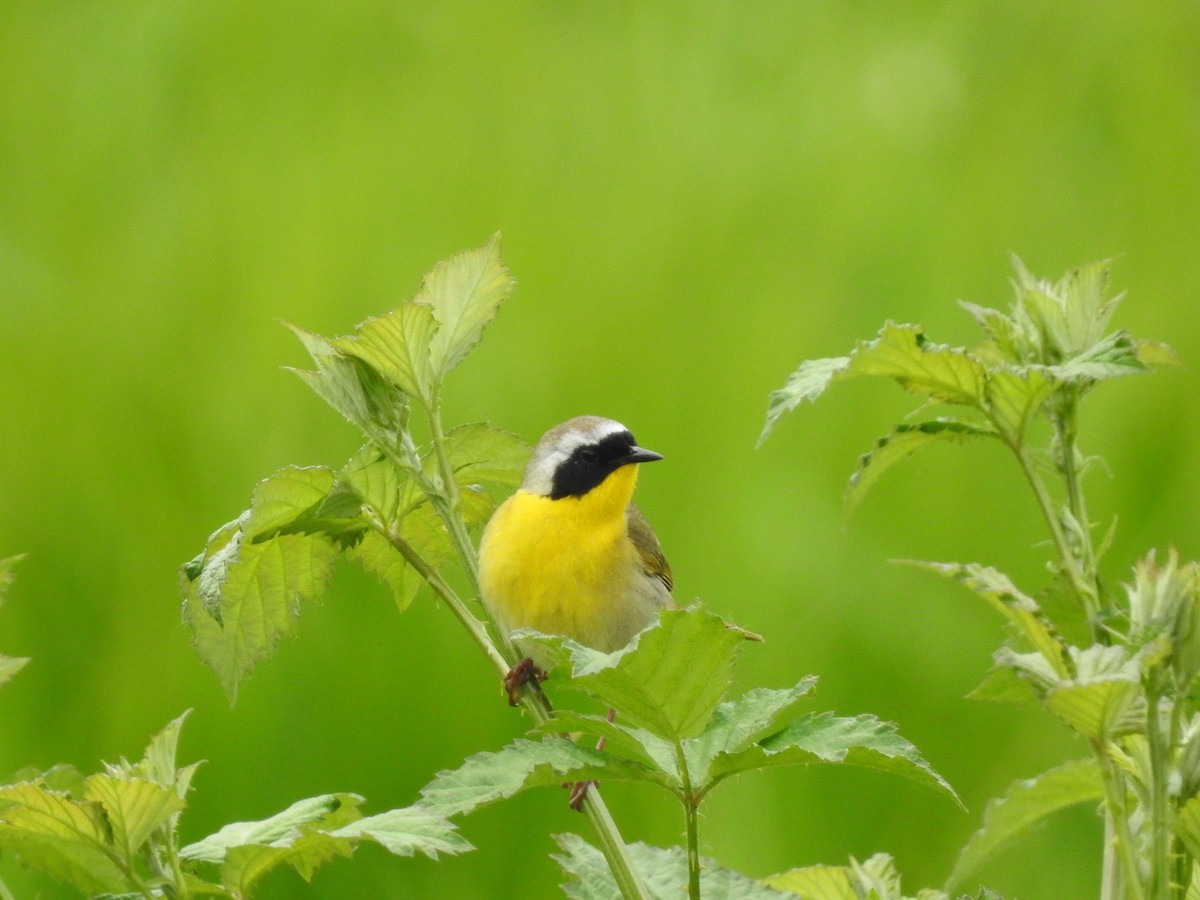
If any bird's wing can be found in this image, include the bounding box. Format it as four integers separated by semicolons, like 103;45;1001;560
626;503;674;594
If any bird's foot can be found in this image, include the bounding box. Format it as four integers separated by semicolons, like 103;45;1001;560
504;656;547;706
566;779;596;811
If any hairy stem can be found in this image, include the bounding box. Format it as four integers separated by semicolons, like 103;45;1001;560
373;517;650;898
427;391;483;597
675;742;702;900
1011;443;1100;631
1145;683;1172;900
1095;739;1148;900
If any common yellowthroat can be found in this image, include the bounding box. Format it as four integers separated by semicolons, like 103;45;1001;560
478;415;673;700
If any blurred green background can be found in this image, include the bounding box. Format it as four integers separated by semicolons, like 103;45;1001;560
3;2;1199;897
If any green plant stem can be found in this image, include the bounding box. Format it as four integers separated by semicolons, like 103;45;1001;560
0;875;15;900
1011;443;1101;633
1053;393;1104;603
1095;738;1148;900
373;523;651;900
374;520;513;680
675;742;702;900
1145;684;1172;900
427;392;484;597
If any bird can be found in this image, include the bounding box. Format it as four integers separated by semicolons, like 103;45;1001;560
478;415;673;705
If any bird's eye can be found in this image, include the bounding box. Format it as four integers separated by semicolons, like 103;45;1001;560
578;447;599;464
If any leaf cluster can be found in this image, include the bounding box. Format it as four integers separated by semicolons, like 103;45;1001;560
0;714;467;898
759;256;1174;518
178;235;526;701
415;607;958;897
761;256;1194;899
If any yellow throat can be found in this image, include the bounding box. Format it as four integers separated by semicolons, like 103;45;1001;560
479;464;650;653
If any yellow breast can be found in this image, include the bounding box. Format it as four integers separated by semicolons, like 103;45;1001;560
478;465;660;653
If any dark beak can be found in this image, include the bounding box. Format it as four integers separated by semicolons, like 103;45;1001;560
624;446;664;465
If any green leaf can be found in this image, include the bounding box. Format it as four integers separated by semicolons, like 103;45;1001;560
134;711;198;801
418;737;666;819
0;781;129;894
846;323;987;407
705;712;959;805
180;793;365;863
761;323;990;446
845;421;994;518
535;712;676;777
759;356;851;445
966;664;1039;706
424;233;515;379
1043;330;1148;383
244;466;337;539
685;678;819;785
523;607;746;743
1136;339;1181;369
287;324;410;438
946;758;1103;891
768;852;948;900
442;422;529;527
911;562;1072;679
83;774;185;865
180;517;338;702
553;833;794;900
1043;677;1139;740
332;302;438;406
330;806;472;858
764;862;857;899
982;367;1054;441
1174;795;1200;859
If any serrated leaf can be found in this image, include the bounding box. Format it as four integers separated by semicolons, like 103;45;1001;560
704;712;959;805
330;806;472;858
966;664;1039;705
134;711;195;800
1043;330;1148;383
763;862;857;899
83;774;185;865
287;323;410;438
180;793;365;863
522;607;745;743
553;833;794;900
220;834;353;895
1175;795;1200;859
847;323;987;407
1043;676;1139;740
685;678;819;785
759;356;851;445
418;737;665;819
535;712;676;776
960;301;1021;363
244;466;337;539
846;421;994;518
982;367;1054;440
946;758;1102;891
911;562;1071;679
333;301;438;406
424;233;515;379
444;423;528;485
181;528;338;702
0;782;128;894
